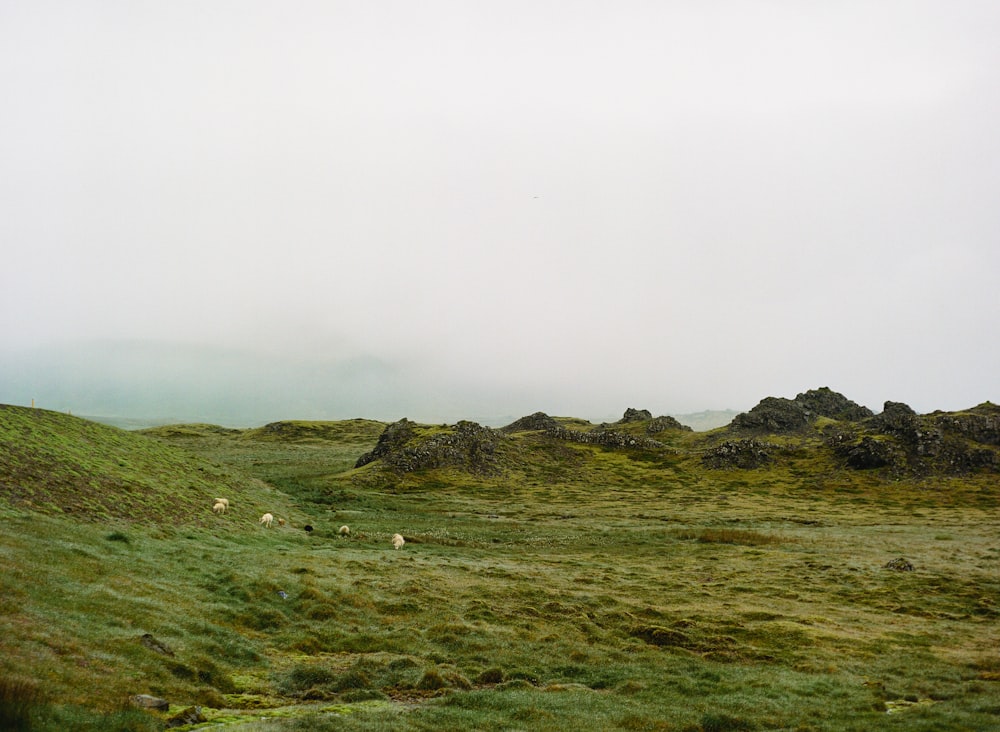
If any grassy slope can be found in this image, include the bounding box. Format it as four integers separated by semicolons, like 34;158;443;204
0;405;297;527
1;407;999;730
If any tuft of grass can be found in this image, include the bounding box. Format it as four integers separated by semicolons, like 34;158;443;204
699;712;756;731
0;677;44;731
677;527;784;545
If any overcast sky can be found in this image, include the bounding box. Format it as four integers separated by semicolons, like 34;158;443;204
2;1;998;424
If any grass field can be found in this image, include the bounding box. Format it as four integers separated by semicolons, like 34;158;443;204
1;404;998;730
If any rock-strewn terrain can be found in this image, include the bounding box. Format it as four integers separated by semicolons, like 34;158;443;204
354;391;1000;480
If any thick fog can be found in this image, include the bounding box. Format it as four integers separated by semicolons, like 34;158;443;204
2;1;998;425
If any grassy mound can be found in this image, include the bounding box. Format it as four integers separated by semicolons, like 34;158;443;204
0;405;287;526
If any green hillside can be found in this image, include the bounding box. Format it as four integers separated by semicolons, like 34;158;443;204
0;404;293;527
1;393;999;731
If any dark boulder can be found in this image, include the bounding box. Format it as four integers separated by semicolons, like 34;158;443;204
841;436;897;470
733;388;872;434
131;694;169;711
619;408;653;423
870;401;919;439
794;387;873;421
355;418;416;468
731;397;809;434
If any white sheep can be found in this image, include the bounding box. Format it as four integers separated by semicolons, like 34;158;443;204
212;501;226;515
214;498;229;510
392;533;405;550
339;525;351;538
259;513;274;528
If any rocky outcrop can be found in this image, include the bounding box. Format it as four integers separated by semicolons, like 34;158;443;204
356;420;508;476
646;416;693;434
355;418;417;468
702;439;775;469
619;408;653;423
870;401;920;439
840;436;898;470
732;388;872;434
599;408;691;434
931;402;1000;446
731;397;810;434
828;401;1000;475
794;387;873;421
501;412;559;433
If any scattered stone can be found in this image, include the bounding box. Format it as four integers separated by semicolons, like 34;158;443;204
130;694;169;711
884;558;915;572
166;706;206;728
139;633;174;656
547;426;664;450
702;439;774;469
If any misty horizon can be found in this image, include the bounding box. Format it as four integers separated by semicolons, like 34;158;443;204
1;337;992;432
2;3;998;422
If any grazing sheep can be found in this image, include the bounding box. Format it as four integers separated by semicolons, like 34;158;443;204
214;498;229;510
259;513;274;528
339;525;351;538
278;518;286;527
392;533;405;550
212;501;226;515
